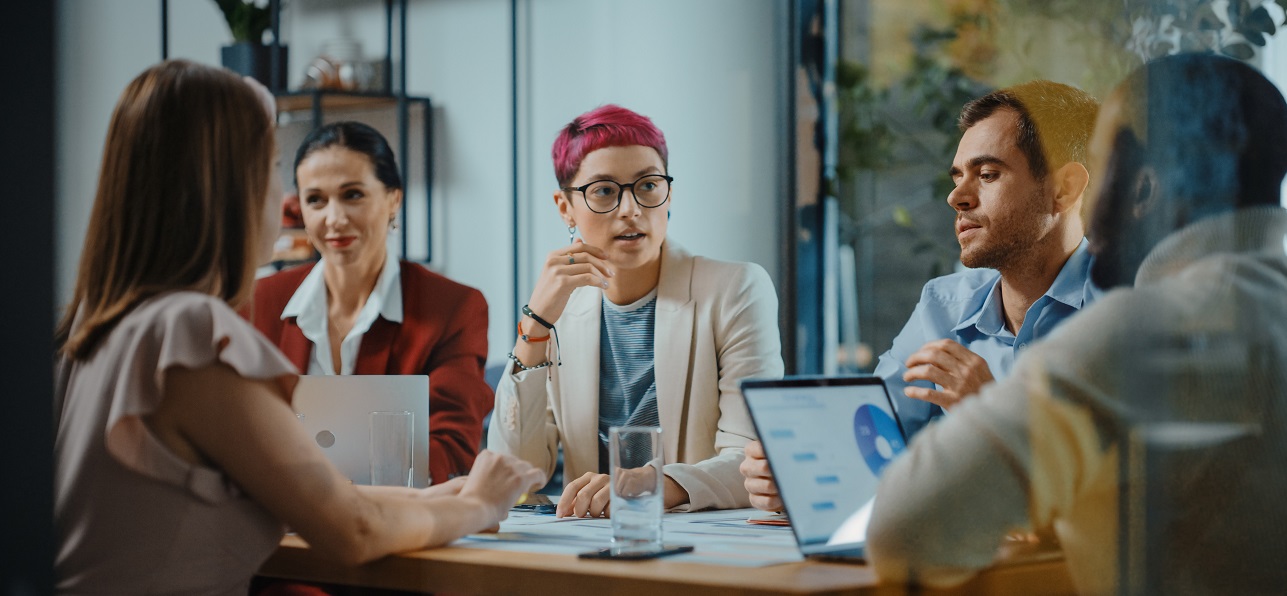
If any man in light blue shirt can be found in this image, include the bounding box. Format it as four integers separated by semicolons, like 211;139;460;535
876;241;1099;437
743;80;1101;511
878;80;1102;438
868;53;1287;594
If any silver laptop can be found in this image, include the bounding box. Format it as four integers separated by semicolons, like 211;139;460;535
741;376;908;561
294;375;431;488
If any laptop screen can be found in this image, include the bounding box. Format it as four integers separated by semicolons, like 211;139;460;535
742;377;907;555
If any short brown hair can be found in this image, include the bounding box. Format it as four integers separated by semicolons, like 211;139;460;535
57;60;274;359
958;80;1099;180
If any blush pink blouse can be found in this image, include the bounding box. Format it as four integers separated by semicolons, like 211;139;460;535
55;292;298;595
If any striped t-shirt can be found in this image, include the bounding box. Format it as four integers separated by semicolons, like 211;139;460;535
597;289;660;473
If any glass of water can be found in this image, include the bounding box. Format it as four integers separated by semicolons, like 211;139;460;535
609;426;664;548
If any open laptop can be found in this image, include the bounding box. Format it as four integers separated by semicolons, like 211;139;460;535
741;376;908;562
294;375;431;487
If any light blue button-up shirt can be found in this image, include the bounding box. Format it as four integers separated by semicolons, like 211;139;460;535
874;240;1101;439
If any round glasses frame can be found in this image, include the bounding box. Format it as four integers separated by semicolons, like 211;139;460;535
561;174;675;214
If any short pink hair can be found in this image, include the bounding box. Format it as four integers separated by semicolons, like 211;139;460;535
551;104;669;187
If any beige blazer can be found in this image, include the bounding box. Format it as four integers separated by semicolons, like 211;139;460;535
488;241;784;511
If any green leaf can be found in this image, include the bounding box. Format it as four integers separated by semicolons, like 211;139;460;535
214;0;239;19
892;206;913;228
1245;5;1277;34
1244;29;1268;46
836;60;868;90
1222;41;1257;60
212;0;272;43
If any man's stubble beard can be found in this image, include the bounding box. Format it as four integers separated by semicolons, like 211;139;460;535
958;186;1049;271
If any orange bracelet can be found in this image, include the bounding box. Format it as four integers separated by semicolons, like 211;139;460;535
518;322;551;343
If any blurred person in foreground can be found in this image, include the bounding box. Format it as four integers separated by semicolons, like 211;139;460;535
744;80;1101;512
867;53;1287;594
54;60;542;594
253;121;492;484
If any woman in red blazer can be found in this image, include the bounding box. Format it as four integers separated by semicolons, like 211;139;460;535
253;121;491;484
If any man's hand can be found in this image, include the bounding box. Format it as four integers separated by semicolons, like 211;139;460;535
739;440;783;512
901;339;995;409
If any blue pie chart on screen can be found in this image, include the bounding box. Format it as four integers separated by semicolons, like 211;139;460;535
853;405;906;477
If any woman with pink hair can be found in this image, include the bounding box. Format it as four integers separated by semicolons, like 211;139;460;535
488;105;783;516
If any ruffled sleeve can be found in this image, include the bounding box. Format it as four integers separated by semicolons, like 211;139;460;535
101;292;299;504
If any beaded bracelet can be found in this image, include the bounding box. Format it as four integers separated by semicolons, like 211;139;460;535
508;352;553;372
517;322;551;343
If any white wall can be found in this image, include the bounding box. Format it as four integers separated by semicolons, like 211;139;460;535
56;0;253;298
517;0;782;307
55;0;784;364
514;1;782;316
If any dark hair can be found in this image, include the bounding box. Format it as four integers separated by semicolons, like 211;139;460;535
958;80;1100;180
293;121;402;190
57;60;275;358
1115;53;1287;212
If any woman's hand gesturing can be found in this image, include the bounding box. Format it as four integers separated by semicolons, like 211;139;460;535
511;240;613;368
525;240;614;326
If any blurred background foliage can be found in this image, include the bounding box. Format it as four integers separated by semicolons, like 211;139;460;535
832;0;1285;370
837;0;1287;279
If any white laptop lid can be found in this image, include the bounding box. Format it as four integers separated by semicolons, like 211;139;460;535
294;375;431;488
741;376;907;557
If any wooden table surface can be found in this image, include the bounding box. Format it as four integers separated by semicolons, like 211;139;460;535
259;534;1075;595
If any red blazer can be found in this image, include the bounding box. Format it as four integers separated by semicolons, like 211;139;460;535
252;261;493;484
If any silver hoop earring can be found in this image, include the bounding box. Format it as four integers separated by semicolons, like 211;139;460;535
567;225;577;245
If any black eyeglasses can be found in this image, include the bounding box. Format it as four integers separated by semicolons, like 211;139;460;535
561;174;674;214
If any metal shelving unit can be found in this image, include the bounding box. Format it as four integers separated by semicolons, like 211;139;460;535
160;0;434;263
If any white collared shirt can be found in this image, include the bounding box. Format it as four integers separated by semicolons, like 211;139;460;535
281;252;403;375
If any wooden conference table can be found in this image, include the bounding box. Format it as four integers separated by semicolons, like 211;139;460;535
257;511;1074;595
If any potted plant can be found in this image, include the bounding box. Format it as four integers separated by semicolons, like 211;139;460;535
214;0;287;90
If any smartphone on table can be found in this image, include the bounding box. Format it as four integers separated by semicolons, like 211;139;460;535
578;545;694;560
511;492;557;514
